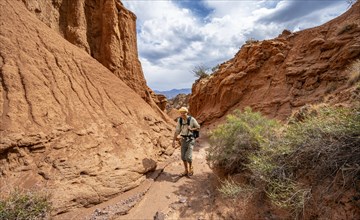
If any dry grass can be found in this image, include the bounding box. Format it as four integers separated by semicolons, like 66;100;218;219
217;178;253;199
0;187;51;220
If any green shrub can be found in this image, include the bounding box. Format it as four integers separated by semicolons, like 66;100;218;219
280;106;360;184
259;106;360;214
207;107;279;174
208;105;360;216
0;188;51;220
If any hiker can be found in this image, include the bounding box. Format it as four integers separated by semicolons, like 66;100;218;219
172;107;200;177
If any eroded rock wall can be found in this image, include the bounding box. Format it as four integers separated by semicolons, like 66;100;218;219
0;0;174;214
189;2;360;124
20;0;151;101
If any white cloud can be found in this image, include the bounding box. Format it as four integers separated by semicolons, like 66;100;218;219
123;0;349;91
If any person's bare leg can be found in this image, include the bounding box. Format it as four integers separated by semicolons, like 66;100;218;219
180;161;188;176
183;161;188;173
188;161;193;176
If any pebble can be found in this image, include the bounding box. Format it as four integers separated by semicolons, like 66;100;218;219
179;197;187;203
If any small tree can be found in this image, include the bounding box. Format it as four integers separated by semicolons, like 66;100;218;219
211;64;220;73
192;65;209;79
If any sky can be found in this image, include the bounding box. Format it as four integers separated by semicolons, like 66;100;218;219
122;0;351;91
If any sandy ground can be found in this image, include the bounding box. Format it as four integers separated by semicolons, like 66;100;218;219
116;136;219;220
55;136;225;220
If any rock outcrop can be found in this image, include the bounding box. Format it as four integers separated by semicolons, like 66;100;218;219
166;94;190;112
0;0;174;214
148;91;168;111
165;94;190;121
20;0;155;104
189;2;360;125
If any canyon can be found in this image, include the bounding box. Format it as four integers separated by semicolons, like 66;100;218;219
1;0;359;218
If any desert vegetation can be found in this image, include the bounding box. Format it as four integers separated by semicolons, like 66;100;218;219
191;64;221;79
207;107;279;174
191;65;209;79
207;105;360;217
244;37;259;45
0;188;51;220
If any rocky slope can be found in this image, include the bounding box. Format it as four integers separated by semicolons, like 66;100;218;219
165;94;190;121
189;2;360;125
0;0;174;215
20;0;164;109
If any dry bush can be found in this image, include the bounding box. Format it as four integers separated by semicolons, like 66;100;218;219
208;105;359;217
207;107;279;174
191;65;209;79
281;107;360;183
245;38;259;45
218;178;244;198
246;106;359;216
0;188;51;220
270;106;360;216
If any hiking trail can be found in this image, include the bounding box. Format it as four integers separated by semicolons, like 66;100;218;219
55;135;224;220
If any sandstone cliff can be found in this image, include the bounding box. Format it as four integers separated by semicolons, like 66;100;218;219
20;0;164;109
189;2;360;125
0;0;174;214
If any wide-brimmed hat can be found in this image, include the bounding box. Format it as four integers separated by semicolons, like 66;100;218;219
178;107;188;113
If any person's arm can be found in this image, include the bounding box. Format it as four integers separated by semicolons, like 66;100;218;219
172;118;181;146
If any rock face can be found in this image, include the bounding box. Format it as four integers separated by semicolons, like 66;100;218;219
165;94;190;121
21;0;152;102
189;2;360;125
0;0;174;215
166;94;190;113
149;91;168;111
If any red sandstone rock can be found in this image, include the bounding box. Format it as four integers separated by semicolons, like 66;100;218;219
189;2;360;125
0;0;174;214
166;94;190;112
20;0;162;108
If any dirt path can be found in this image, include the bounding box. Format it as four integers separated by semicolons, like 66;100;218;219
116;136;219;220
55;136;223;220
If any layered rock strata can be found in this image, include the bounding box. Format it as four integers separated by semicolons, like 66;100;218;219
0;0;174;214
189;2;360;124
20;0;156;104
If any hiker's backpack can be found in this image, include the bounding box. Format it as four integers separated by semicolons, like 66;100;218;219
179;116;200;139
